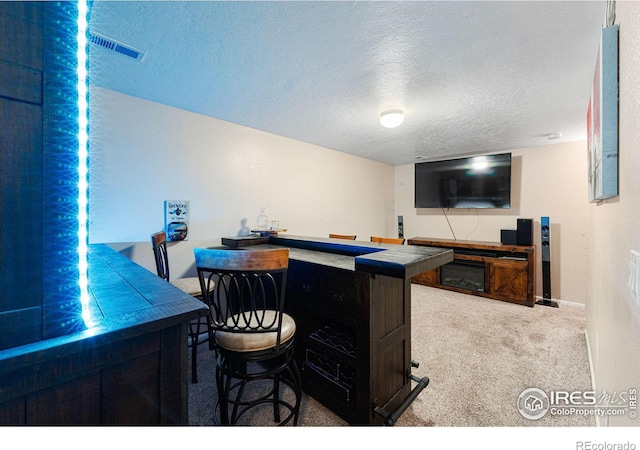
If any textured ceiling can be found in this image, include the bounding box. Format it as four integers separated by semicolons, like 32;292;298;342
88;1;606;166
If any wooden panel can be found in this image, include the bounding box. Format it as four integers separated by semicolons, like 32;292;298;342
102;351;161;425
377;332;407;410
0;0;44;351
0;98;43;341
370;275;411;424
411;267;439;286
379;277;404;336
27;373;101;425
408;237;534;254
0;2;43;69
0;60;42;104
489;259;529;303
0;328;190;425
0;396;25;424
0;307;42;350
159;324;189;424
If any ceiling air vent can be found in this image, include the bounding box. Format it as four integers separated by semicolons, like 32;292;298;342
88;32;146;61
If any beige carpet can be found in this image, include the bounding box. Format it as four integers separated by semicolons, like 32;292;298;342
188;284;594;427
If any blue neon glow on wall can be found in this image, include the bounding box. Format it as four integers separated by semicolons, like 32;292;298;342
77;0;92;327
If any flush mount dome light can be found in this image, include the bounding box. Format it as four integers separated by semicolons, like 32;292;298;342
379;109;404;128
546;132;563;140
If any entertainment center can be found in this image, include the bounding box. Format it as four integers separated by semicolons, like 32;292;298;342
408;237;536;307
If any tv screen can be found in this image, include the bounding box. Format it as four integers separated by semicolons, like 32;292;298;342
415;153;512;209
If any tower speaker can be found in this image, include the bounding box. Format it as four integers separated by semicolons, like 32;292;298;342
537;216;558;307
541;216;550;264
398;215;404;239
516;218;533;246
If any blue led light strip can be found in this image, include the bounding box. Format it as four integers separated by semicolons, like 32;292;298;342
77;0;92;327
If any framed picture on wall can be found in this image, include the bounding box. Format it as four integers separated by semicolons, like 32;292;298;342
164;200;189;241
587;24;619;203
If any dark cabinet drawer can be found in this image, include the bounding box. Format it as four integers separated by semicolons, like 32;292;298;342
289;265;324;300
289;265;357;318
324;271;357;317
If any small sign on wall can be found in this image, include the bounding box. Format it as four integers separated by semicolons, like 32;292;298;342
164;200;189;241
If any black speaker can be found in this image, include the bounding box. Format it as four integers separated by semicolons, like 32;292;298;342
541;216;550;263
516;218;533;246
500;229;517;245
537;216;558;307
398;215;404;239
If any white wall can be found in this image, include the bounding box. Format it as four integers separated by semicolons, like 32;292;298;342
395;142;591;304
89;87;395;277
91;87;593;304
587;1;640;426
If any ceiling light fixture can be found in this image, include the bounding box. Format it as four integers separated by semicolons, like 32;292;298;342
546;132;563;140
380;109;404;128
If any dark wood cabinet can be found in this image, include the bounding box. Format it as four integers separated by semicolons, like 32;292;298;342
287;260;415;424
221;235;453;425
287;261;363;417
408;237;536;307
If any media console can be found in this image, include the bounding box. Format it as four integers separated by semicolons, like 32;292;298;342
408;237;536;307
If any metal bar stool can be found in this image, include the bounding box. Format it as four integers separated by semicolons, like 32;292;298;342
194;247;302;425
151;231;211;383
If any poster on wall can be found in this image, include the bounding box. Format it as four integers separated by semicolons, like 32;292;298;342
587;24;619;203
164;200;189;241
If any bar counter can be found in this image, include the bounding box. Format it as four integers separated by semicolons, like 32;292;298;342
218;234;453;425
221;234;453;278
0;244;208;425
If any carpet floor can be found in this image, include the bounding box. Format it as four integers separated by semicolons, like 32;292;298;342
188;284;594;427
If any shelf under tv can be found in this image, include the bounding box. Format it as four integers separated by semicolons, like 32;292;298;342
408;237;536;307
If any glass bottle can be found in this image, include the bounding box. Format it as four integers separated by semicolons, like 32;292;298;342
256;208;268;230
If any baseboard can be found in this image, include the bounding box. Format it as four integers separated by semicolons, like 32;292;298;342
534;296;585;309
584;329;604;427
557;298;586;309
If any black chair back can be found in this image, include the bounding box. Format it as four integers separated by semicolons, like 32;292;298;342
151;231;170;281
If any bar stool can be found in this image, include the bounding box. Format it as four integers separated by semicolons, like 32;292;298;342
151;231;211;383
194;247;302;425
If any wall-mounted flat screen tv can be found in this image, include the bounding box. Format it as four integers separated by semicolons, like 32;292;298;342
415;153;512;209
